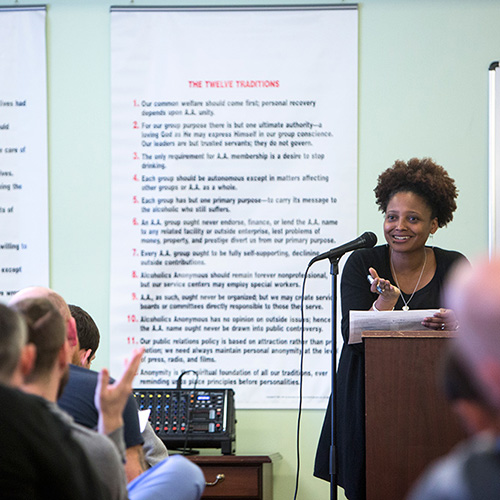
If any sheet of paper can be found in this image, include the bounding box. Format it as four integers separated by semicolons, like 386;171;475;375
138;409;151;433
348;309;439;344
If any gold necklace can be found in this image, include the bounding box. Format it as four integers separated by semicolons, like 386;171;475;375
390;249;427;311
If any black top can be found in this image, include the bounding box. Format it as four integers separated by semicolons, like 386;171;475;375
314;245;468;500
0;384;108;499
58;364;144;448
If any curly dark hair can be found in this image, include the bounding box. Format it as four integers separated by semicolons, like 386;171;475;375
374;157;458;227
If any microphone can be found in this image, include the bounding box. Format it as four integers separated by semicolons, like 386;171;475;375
309;231;377;265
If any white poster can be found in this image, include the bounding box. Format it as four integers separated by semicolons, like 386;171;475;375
110;6;358;409
0;7;49;298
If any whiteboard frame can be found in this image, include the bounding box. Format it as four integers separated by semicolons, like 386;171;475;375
489;61;500;257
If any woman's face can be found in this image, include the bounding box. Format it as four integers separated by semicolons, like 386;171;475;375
383;191;438;254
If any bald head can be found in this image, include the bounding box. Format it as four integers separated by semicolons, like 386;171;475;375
10;288;70;321
445;257;500;408
9;287;77;348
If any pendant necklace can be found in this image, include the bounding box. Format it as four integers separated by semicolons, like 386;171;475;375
390;249;427;311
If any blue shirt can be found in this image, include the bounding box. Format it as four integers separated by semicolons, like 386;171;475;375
58;364;144;449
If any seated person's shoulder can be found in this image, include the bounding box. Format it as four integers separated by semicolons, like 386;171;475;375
57;364;100;427
0;384;109;500
0;384;45;420
68;363;99;386
58;365;144;449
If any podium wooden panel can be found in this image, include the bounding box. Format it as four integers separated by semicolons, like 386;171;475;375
363;331;466;500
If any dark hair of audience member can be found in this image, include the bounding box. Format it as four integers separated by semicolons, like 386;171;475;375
69;304;100;357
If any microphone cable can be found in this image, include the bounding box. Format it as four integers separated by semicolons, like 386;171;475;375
293;263;312;500
175;370;199;455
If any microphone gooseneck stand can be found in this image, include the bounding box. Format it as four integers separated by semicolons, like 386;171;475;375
329;256;340;500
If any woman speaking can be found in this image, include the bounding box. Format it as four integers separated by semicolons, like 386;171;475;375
314;158;468;500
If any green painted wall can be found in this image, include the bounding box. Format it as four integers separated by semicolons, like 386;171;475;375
2;0;497;498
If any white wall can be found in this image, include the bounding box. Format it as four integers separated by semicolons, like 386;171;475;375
2;0;498;498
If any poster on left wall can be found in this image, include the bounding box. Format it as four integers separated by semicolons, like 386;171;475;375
0;6;49;298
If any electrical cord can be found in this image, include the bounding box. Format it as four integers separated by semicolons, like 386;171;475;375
175;370;199;455
293;264;311;500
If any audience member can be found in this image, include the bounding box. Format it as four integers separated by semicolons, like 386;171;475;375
70;303;169;466
408;257;500;499
407;346;500;499
10;286;145;481
446;258;500;409
69;304;100;368
0;303;109;499
440;347;497;436
10;288;205;500
11;296;132;500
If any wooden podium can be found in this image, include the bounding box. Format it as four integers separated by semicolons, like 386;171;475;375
363;330;466;500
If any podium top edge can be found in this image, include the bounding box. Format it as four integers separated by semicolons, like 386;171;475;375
362;330;455;339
